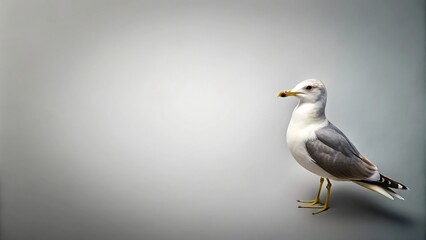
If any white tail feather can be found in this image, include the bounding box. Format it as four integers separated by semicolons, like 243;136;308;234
352;181;394;200
386;189;404;200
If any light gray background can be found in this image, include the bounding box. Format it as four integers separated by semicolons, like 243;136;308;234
1;0;425;240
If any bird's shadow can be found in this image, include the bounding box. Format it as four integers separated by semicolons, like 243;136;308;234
327;189;415;226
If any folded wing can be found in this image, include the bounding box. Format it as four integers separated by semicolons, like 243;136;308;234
305;122;378;180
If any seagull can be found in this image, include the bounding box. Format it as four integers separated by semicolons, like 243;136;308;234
277;79;408;214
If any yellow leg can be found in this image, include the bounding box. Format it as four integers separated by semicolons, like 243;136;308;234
297;177;324;206
312;178;331;215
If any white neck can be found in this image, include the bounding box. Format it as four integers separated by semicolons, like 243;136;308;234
291;101;327;126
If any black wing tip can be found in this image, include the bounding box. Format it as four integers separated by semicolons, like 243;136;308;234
377;174;409;190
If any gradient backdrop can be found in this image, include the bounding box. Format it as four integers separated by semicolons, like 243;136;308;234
1;1;425;240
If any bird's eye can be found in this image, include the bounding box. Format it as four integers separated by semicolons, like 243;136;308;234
305;85;313;90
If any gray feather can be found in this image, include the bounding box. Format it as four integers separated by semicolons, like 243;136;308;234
305;122;377;180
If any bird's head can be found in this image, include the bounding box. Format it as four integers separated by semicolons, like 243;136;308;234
277;79;327;104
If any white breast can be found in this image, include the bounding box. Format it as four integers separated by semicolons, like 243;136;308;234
286;104;338;180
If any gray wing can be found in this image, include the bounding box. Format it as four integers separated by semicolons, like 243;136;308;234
305;122;377;180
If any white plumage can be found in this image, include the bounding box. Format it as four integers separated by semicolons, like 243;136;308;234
278;79;408;214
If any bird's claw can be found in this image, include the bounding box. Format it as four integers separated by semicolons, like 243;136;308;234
312;207;329;215
297;199;324;205
298;203;324;208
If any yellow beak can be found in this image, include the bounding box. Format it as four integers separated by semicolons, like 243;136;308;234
277;90;300;97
